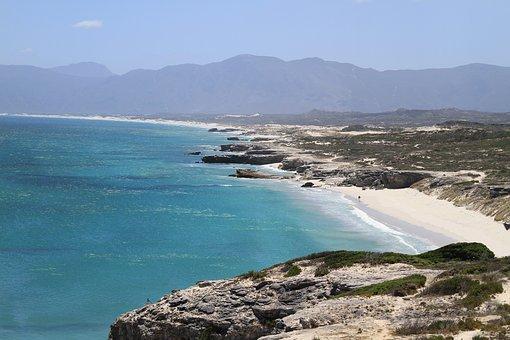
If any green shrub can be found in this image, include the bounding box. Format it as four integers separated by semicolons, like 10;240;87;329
396;318;482;335
295;243;494;272
337;274;426;298
239;270;266;280
461;280;503;308
422;276;477;296
314;264;330;277
284;264;301;277
417;243;495;263
472;336;489;340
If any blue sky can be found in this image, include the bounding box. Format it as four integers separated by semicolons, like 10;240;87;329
1;0;509;74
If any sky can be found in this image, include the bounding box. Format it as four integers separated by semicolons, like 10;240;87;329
1;0;509;74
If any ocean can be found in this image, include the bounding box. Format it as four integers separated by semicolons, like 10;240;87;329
0;115;430;339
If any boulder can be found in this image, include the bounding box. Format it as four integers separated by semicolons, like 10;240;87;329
227;137;240;141
301;182;314;188
279;158;307;171
252;305;296;321
489;187;510;199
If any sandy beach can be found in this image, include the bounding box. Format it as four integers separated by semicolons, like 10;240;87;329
336;186;510;257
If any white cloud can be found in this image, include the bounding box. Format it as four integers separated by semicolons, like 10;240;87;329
20;48;33;53
73;20;103;29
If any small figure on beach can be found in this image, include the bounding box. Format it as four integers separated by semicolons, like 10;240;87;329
358;195;361;201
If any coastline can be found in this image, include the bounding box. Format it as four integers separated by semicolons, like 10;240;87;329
333;186;510;257
5;113;509;257
0;112;227;130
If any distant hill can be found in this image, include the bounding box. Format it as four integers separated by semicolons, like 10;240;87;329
50;62;115;78
1;55;510;115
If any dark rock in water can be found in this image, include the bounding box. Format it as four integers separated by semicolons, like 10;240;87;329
301;182;314;188
280;158;307;171
220;144;250;152
188;151;201;155
202;154;286;165
209;127;239;133
230;169;275;179
227;137;240;141
489;187;510;199
245;149;277;155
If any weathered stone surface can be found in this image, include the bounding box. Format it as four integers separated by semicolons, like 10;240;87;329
109;262;440;340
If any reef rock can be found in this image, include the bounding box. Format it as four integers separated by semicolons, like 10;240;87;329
202;154;286;165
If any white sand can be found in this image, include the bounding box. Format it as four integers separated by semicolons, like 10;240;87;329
336;186;510;257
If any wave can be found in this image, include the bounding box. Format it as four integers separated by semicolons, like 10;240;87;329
274;181;425;253
349;206;419;253
0;112;220;130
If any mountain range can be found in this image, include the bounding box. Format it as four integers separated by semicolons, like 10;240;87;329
1;55;510;115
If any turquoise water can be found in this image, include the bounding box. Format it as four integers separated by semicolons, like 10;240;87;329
0;116;428;339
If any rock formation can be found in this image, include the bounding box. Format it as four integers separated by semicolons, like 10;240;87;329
202;154;286;165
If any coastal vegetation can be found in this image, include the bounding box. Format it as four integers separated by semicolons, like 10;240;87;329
334;274;427;297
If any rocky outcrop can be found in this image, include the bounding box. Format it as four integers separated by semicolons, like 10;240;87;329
202;154;286;165
227;137;240;141
490;187;510;199
230;169;277;179
342;170;430;189
109;262;440;340
220;144;251;152
279;158;307;172
301;182;314;188
109;243;505;339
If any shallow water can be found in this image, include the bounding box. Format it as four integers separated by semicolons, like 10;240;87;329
0;116;430;339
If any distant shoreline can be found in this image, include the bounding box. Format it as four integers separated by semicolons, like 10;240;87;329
0;112;224;130
4;112;509;257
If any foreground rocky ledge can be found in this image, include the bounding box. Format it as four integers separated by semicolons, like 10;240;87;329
110;243;510;339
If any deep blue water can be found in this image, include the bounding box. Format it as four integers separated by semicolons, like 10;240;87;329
0;116;428;339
